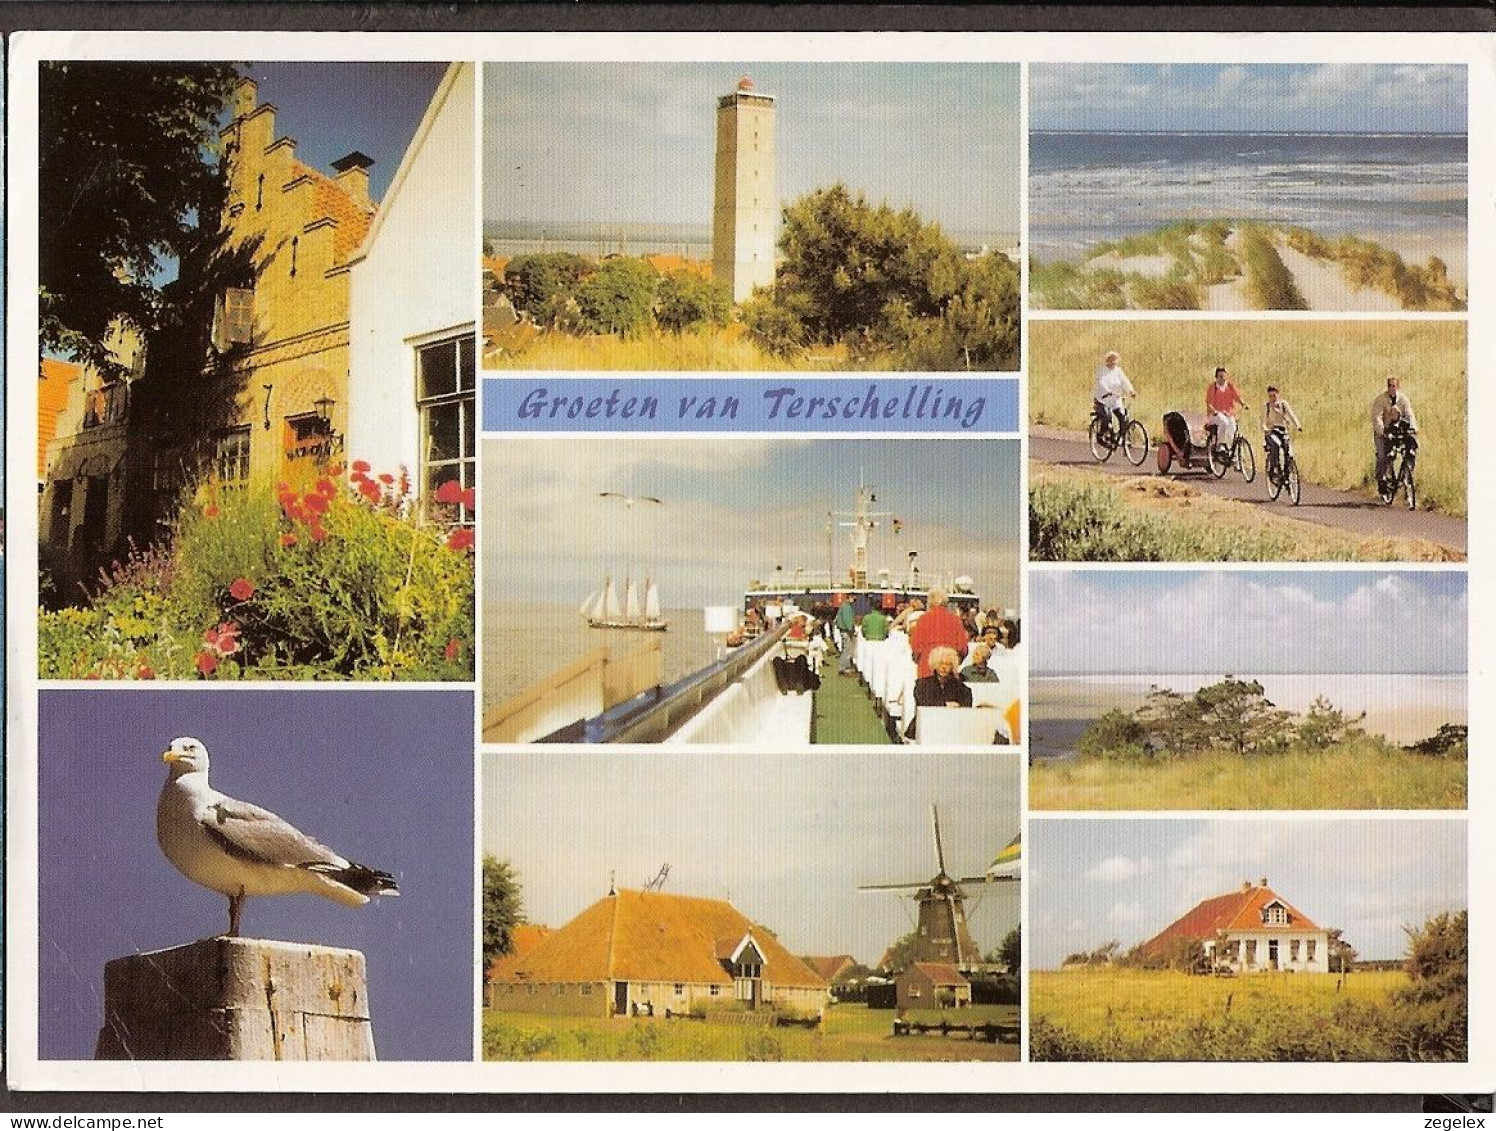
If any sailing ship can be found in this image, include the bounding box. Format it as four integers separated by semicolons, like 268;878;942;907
581;575;668;632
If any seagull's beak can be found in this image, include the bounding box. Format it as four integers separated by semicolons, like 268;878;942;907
163;750;181;764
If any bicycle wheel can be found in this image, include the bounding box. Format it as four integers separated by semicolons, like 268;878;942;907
1400;459;1416;510
1207;440;1228;479
1267;457;1283;501
1088;417;1113;462
1122;420;1149;466
1235;437;1256;483
1286;457;1301;506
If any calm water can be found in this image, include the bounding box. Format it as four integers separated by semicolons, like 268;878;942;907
1030;672;1466;758
1030;131;1467;262
483;601;725;710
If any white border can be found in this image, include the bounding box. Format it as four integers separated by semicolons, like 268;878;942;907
6;27;1493;1095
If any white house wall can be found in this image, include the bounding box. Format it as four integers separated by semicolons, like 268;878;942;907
347;61;475;482
1208;930;1330;974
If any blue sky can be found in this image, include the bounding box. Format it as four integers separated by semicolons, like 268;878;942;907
482;437;1022;610
483;62;1021;239
37;688;473;1061
485;752;1020;967
246;63;448;200
1032;570;1466;675
1030;819;1466;968
1031;64;1466;134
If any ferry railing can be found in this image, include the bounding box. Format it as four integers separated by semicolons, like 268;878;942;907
539;623;792;744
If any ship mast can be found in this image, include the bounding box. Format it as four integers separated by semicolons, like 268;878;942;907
830;472;894;588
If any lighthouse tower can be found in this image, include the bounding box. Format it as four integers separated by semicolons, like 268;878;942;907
712;77;777;303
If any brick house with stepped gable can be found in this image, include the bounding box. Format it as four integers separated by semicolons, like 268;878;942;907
488;888;829;1018
1140;878;1332;974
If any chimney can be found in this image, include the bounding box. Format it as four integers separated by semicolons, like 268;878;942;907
331;151;375;209
1259;877;1268;888
233;78;258;119
1241;881;1251;892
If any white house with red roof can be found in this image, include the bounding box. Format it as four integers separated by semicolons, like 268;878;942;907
1140;878;1332;974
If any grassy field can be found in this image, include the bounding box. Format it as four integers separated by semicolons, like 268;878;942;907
1029;319;1467;516
1029;466;1463;563
484;325;855;372
482;1004;1020;1062
1030;968;1420;1061
1030;738;1466;811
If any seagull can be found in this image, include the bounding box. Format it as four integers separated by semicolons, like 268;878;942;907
156;736;398;937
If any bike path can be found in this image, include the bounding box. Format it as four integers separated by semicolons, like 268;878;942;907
1030;425;1467;554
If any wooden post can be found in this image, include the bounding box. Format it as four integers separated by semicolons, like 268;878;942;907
95;937;377;1061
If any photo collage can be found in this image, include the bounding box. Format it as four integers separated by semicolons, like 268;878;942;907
7;37;1481;1093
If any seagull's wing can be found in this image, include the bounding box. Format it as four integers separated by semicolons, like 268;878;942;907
200;796;348;870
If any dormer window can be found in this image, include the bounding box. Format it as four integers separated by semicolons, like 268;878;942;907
1262;901;1288;926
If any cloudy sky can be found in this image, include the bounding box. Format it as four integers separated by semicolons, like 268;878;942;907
484;752;1020;967
1031;570;1466;675
1030;819;1466;968
246;63;448;200
482;437;1022;611
1031;64;1466;134
483;62;1021;239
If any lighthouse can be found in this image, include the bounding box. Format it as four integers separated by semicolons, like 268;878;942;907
712;77;777;303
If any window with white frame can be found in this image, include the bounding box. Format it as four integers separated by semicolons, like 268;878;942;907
214;426;251;489
416;333;475;524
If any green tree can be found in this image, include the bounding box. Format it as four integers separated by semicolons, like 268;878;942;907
1325;927;1357;973
993;926;1021;975
1078;708;1148;760
575;257;659;336
1391;910;1467;1061
502;252;594;323
482;855;524;976
655;269;731;333
1296;695;1367;750
39;61;242;374
878;929;920;974
1137;677;1293;756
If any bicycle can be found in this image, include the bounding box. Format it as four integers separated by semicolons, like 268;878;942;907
1205;419;1256;483
1264;425;1302;505
1377;419;1418;510
1089;400;1150;466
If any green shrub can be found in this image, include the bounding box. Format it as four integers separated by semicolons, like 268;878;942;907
656;269;731;333
1405;723;1468;758
576;257;659;336
503;252;594;322
1077;709;1149;760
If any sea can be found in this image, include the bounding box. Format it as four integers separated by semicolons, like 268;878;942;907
483;601;725;711
1030;672;1467;759
1029;131;1468;263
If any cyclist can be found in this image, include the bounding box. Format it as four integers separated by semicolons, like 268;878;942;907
1261;384;1303;478
1205;366;1249;456
1372;376;1418;484
1093;350;1136;442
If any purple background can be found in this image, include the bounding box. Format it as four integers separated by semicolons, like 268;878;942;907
37;687;474;1061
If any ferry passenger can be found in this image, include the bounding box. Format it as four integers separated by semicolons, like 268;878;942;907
861;604;890;642
835;594;868;676
960;643;1001;684
909;588;970;679
913;647;974;708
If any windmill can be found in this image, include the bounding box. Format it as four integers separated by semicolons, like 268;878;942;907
860;804;1020;970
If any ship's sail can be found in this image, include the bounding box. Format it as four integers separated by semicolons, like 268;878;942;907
580;589;600;617
625;577;641;620
602;576;620;618
644;578;661;620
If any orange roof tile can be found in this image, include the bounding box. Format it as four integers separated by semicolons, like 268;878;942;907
496;889;827;989
38;357;82;478
1140;884;1322;958
905;962;969;986
488;923;552;981
293;160;376;261
801;955;857;982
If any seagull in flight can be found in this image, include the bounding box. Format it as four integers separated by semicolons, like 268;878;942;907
156;737;398;937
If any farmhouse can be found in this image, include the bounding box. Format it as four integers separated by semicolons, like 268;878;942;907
489;888;829;1018
895;962;972;1010
1141;878;1331;974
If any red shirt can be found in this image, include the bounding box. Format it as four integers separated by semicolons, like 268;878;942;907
1206;381;1244;416
908;605;970;678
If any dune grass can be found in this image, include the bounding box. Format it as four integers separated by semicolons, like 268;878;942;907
1031;968;1418;1061
482;1004;1020;1062
1239;224;1307;310
483;325;831;371
1028;467;1461;562
1030;737;1466;811
1029;320;1467;516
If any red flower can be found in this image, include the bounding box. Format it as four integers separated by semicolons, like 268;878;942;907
444;638;461;663
203;621;241;656
309;522;328;544
279;533;298;548
460;487;476;512
137;665;156;680
305;492;330;515
196;652;219;677
435;479;464;506
446;527;475;552
378;473;394;485
315;477;336;498
276;481;290;493
204;504;221;519
327;462;344;478
359;479;382;502
229;578;255;602
352;459;371;474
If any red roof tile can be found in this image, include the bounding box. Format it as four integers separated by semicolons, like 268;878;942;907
801;955;857;982
905;962;969;987
1141;883;1322;958
293;160;375;261
495;889;827;989
488;924;552;981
